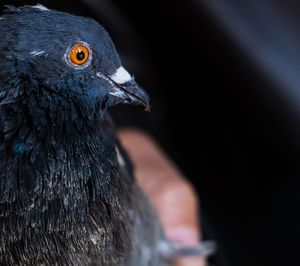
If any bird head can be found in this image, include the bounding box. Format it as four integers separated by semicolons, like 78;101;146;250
0;5;149;123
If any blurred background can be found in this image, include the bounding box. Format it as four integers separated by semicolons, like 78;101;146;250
1;0;300;265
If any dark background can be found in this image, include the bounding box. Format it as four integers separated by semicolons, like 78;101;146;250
1;1;300;265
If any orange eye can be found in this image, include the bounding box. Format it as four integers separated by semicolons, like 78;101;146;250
69;45;89;65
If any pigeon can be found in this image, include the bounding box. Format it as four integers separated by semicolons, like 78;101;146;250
0;5;215;265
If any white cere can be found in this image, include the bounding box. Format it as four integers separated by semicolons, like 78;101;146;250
109;66;132;84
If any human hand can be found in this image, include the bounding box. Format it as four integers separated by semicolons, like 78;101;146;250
118;129;206;266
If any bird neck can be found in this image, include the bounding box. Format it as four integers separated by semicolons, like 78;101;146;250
0;94;130;236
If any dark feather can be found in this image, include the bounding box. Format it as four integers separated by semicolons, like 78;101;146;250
0;5;213;265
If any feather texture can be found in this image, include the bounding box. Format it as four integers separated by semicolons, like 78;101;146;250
0;5;214;265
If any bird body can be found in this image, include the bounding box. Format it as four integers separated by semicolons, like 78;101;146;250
0;5;214;265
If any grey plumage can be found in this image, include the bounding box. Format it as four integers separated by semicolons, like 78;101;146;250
0;5;214;265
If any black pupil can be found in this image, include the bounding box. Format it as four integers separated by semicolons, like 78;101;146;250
76;51;85;61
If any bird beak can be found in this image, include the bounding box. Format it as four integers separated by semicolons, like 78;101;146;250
98;66;150;111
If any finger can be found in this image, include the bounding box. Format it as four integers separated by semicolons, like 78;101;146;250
176;257;206;266
149;179;207;266
118;129;208;265
153;183;206;266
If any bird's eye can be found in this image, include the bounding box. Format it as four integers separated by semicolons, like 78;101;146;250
70;45;89;65
65;42;92;69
